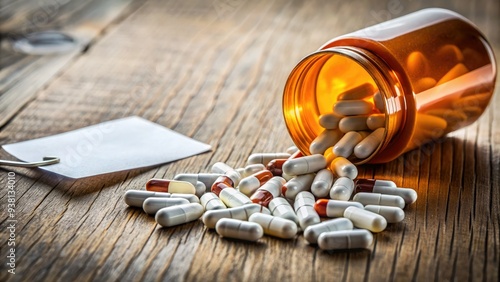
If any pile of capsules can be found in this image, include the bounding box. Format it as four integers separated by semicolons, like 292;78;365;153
124;145;417;251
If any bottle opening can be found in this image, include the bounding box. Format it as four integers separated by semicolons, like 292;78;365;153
283;47;409;164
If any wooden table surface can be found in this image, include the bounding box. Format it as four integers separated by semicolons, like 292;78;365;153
1;0;499;281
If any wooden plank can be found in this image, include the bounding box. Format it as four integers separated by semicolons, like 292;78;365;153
0;0;499;281
0;0;140;127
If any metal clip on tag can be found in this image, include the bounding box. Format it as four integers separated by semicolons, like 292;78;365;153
0;156;60;167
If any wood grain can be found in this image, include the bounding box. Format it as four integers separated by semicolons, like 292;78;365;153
1;0;499;281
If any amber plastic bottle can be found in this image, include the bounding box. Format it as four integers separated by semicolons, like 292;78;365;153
283;8;496;164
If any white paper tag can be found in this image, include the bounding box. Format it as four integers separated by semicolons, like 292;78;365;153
2;116;211;178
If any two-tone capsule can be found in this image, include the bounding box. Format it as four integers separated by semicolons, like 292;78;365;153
355;179;417;204
173;173;222;190
314;199;364;217
238;170;273;196
146;179;196;194
329;157;358;179
250;177;286;207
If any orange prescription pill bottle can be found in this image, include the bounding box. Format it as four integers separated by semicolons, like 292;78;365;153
283;8;496;164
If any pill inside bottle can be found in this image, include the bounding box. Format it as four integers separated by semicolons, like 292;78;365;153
283;8;496;164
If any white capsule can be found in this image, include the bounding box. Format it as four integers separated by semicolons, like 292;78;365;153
200;192;227;211
311;169;334;198
219;187;252;208
309;129;343;155
318;113;342;129
339;116;369;133
194;181;206;198
318;229;373;250
211;162;235;174
143;197;190;214
316;199;364;217
329;177;354;201
124;190;171;207
364;205;405;223
330;157;358;179
283;154;327;176
170;193;200;203
337;83;376;100
174;173;222;189
373;91;385;112
249;213;297;239
334;100;373;116
286;145;299;154
282;173;315;200
268;197;299;224
243;164;266;178
294;192;320;229
202;204;268;229
247;153;291;165
155;203;204;227
354;128;385;159
303;218;354;244
343;206;387;232
215;218;264;241
353;192;405;209
333;131;363;158
366;114;385;130
372;186;418;204
281;171;294;181
236;167;245;177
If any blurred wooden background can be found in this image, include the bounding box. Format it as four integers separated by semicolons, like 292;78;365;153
0;0;498;281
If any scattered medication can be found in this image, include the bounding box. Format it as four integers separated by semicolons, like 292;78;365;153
268;197;299;224
286;145;299;154
238;170;274;196
215;218;264;242
318;229;373;250
314;199;364;217
355;179;417;204
249;213;297;239
343;206;387;232
247;153;291;165
283;154;327;176
202;204;269;229
309;130;342;155
329;177;354;201
155;203;204;227
364;205;405;223
143;197;190;214
200;192;227;211
353;192;405;209
243;164;266;178
195;181;206;198
219;188;252;208
282;173;315;200
311;169;334;198
124;190;171;207
329;157;358;179
250;176;286;207
146;179;196;194
294;192;321;229
170;193;200;203
303;218;354;244
174;173;222;189
266;159;287;176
